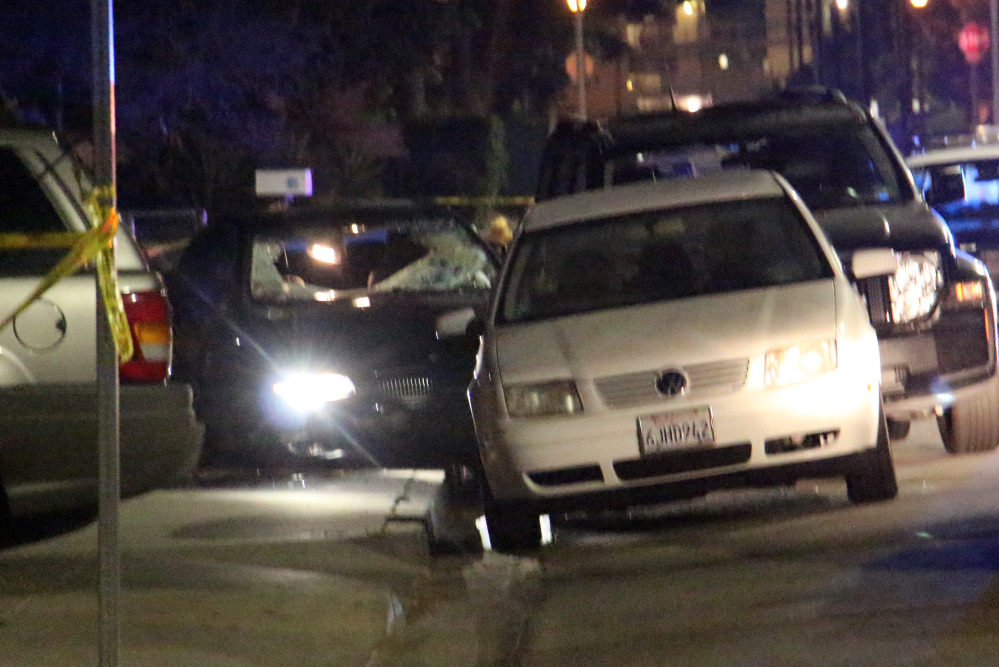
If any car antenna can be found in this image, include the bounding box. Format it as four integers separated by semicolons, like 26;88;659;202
669;85;677;110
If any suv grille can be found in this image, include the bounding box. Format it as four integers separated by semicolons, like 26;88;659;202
856;276;892;326
380;376;435;400
594;359;749;409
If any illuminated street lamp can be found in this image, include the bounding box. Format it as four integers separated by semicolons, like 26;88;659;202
568;0;587;119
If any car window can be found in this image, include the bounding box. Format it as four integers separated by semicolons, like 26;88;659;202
0;146;74;276
498;196;833;324
910;159;999;231
249;218;496;303
606;125;903;211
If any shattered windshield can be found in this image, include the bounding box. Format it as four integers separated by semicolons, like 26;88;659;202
608;125;904;211
249;216;496;303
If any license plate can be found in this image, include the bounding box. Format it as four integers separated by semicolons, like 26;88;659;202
638;406;715;455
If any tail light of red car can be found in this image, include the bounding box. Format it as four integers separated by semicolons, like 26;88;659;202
119;290;172;383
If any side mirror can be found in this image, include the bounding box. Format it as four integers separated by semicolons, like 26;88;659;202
435;307;483;339
850;248;899;280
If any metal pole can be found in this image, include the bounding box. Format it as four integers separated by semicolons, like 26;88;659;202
574;9;586;119
972;62;980;128
991;0;999;123
91;0;121;665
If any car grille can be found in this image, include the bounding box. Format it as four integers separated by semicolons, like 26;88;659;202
379;376;436;404
593;358;749;409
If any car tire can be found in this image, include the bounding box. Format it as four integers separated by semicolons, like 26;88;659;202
937;375;999;454
886;418;910;441
484;502;542;553
846;404;898;504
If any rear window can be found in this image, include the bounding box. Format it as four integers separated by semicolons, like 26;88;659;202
498;196;834;324
0;147;71;275
910;158;999;232
606;126;904;211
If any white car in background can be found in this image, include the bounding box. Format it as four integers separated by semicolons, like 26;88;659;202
0;124;203;527
459;170;900;552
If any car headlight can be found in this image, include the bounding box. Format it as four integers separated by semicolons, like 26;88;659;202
272;372;356;412
889;251;942;323
765;339;837;387
504;380;583;418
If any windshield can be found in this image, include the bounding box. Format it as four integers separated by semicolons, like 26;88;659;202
499;196;834;324
249;216;496;303
607;125;904;211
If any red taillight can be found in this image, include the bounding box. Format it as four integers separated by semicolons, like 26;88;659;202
119;290;172;383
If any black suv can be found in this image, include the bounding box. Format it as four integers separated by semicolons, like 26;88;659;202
536;89;999;454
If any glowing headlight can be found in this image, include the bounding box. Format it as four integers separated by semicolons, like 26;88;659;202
273;372;355;411
889;252;942;323
765;339;837;387
504;380;582;418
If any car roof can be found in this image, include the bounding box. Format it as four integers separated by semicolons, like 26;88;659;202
905;143;999;167
521;170;789;233
547;95;868;157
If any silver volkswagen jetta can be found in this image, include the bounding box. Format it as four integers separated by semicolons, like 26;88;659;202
464;170;899;552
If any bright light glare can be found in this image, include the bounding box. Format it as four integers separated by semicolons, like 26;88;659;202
683;96;703;112
354;296;371;308
910;0;927;8
683;1;694;15
314;290;337;302
567;0;586;12
718;53;729;71
765;340;837;386
836;0;848;10
273;372;355;411
309;243;340;264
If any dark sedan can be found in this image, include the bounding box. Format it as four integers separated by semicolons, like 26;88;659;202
165;201;499;471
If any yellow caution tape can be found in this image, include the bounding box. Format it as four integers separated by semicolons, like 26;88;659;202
0;184;134;362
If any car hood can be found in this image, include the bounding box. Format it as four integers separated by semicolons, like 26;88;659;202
493;280;837;384
812;201;953;253
236;291;489;374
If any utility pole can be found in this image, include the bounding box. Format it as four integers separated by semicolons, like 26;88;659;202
91;1;121;665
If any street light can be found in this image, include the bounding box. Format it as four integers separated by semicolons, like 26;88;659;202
568;0;587;119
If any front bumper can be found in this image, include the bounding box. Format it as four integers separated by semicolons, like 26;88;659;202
474;368;882;510
0;382;204;517
880;305;997;420
196;383;477;469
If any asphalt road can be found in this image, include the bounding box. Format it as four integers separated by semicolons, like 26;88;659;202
3;418;999;666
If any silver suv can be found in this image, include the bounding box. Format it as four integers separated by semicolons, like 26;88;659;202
0;124;203;522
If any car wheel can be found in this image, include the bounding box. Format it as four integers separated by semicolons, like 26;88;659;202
846;403;898;504
886;418;910;441
484;502;542;553
937;375;999;454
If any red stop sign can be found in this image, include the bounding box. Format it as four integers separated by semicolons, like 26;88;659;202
959;23;990;65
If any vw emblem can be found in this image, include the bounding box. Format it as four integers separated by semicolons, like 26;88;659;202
655;370;688;397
